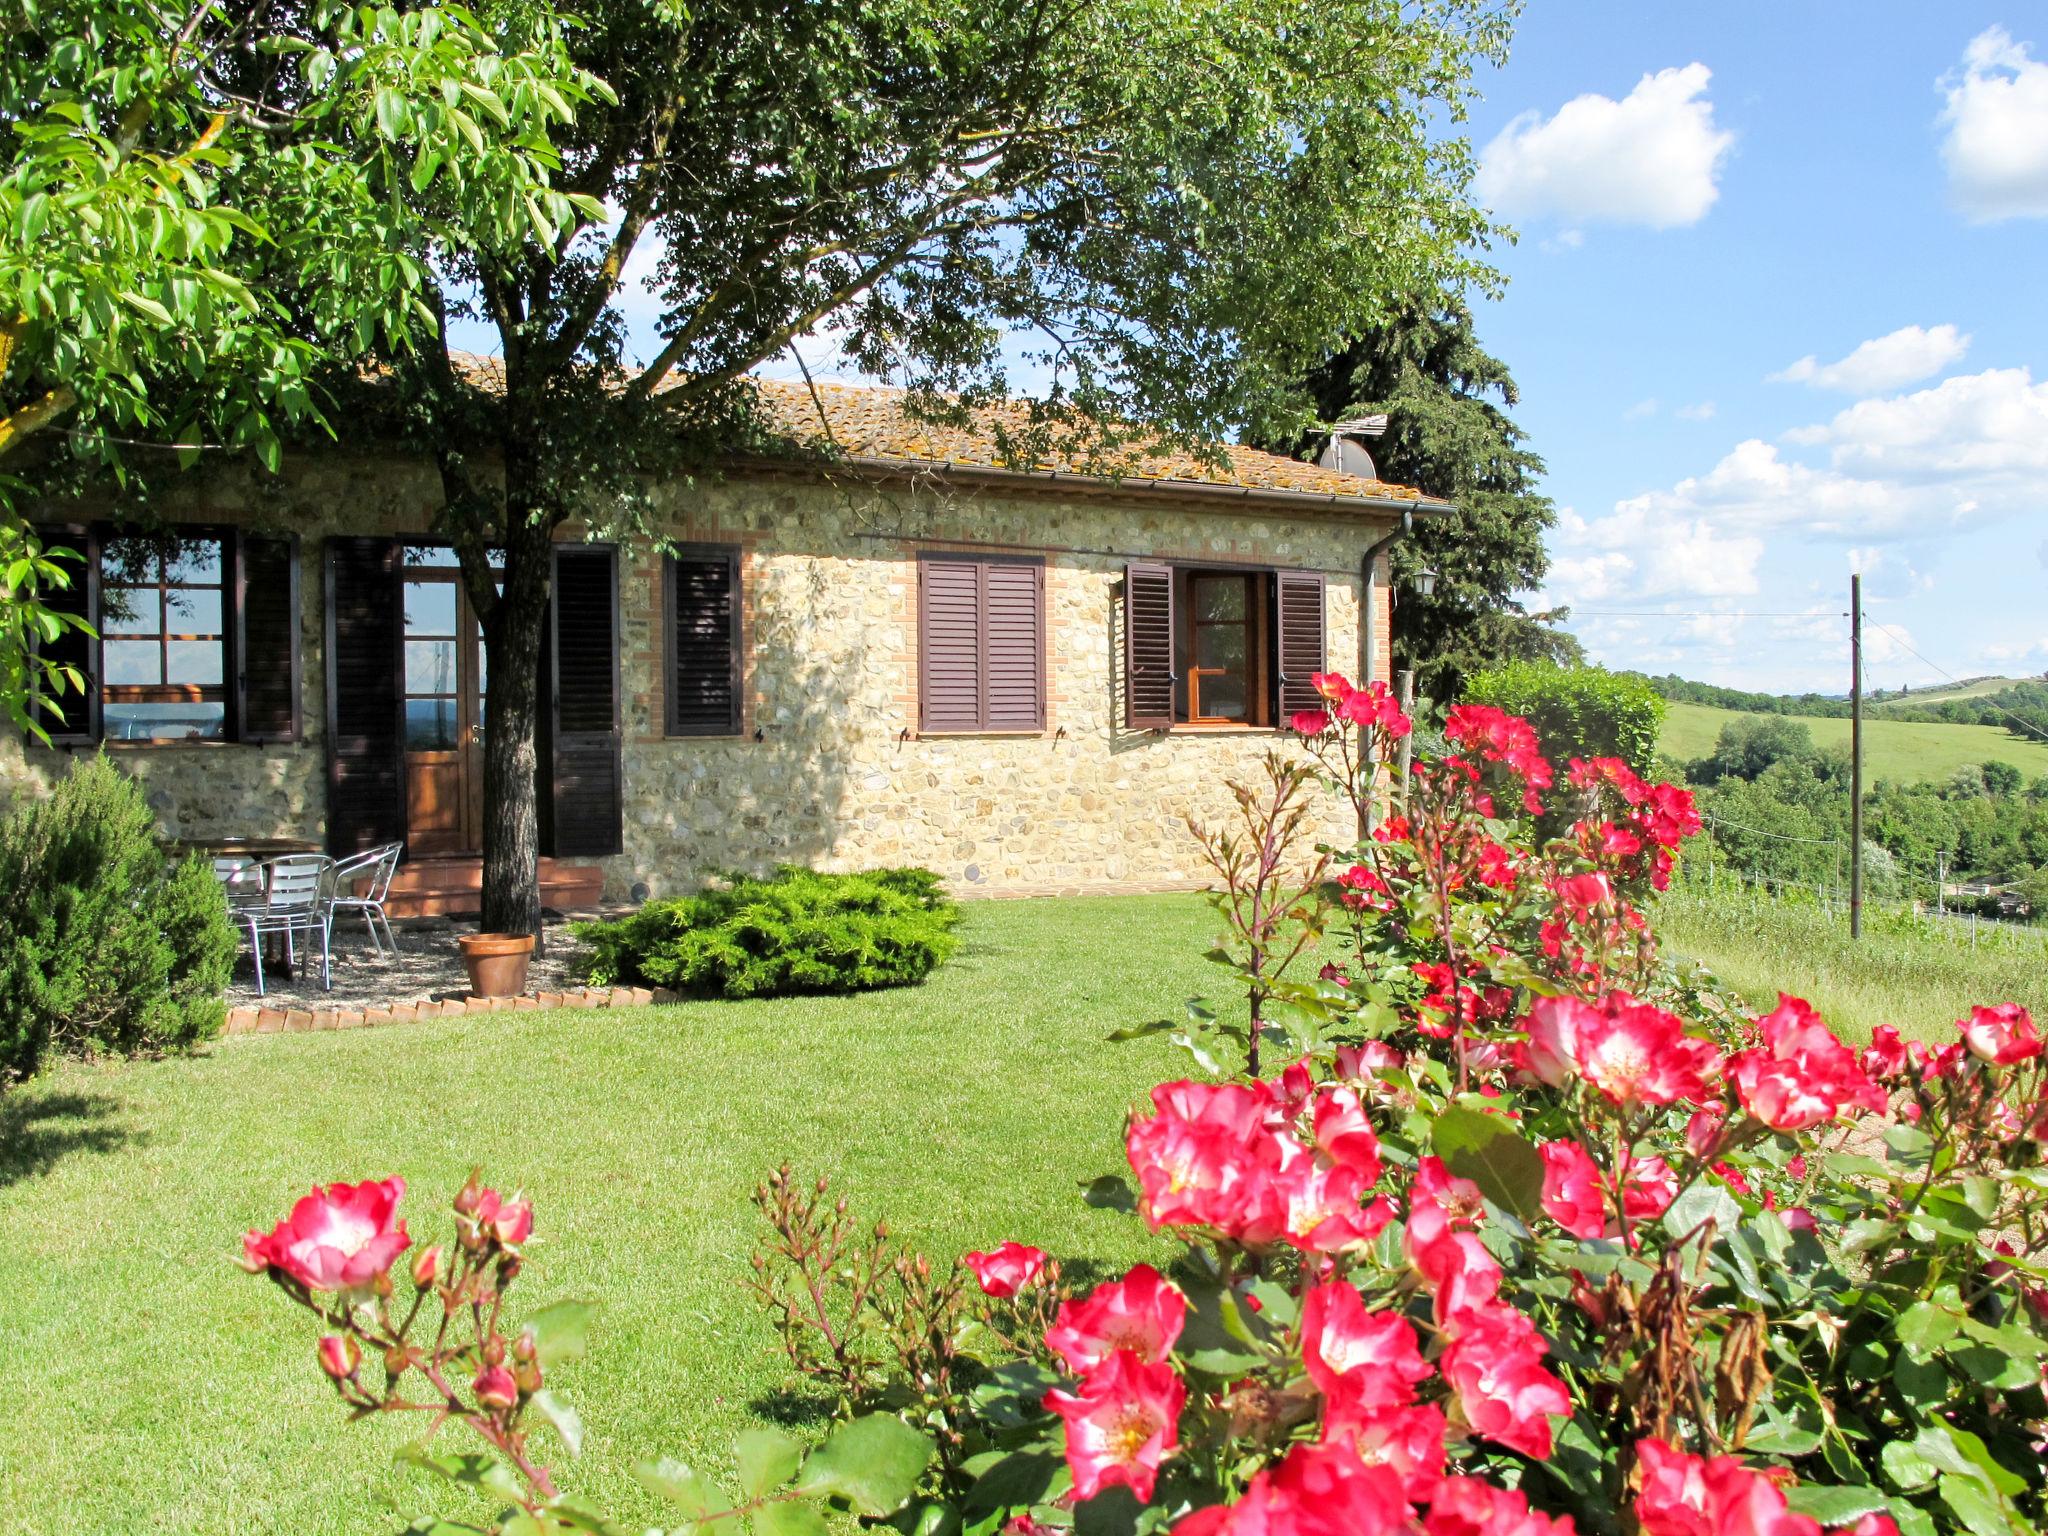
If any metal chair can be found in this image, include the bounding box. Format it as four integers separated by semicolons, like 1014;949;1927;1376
234;853;334;996
212;855;263;908
328;842;403;955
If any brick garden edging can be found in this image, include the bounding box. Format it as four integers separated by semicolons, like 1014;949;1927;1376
222;986;678;1036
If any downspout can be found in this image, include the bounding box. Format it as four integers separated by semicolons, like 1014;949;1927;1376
1358;508;1413;836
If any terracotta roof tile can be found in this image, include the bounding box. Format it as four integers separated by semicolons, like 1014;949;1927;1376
442;353;1439;509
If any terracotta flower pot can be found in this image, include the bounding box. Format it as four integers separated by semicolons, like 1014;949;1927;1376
457;932;535;998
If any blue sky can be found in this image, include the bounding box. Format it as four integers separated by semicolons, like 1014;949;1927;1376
483;6;2048;696
1458;4;2048;693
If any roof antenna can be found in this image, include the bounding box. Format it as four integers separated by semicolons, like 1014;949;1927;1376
1317;414;1390;479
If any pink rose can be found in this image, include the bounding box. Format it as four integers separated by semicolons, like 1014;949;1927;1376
964;1241;1048;1298
1963;1003;2041;1065
473;1364;519;1410
1045;1264;1186;1373
242;1177;411;1293
1044;1349;1185;1502
317;1335;360;1381
1538;1141;1607;1240
1301;1280;1432;1414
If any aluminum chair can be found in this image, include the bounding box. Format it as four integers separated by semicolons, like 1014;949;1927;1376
234;853;334;996
212;854;263;908
328;841;403;955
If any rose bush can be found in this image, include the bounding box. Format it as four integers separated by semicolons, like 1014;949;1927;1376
244;677;2047;1535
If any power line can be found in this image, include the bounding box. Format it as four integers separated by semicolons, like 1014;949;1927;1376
1572;610;1846;619
1864;621;2048;746
1700;813;1842;847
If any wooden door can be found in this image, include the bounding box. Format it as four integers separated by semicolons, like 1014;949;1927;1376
401;567;483;855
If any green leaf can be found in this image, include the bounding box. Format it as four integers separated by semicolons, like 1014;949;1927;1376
735;1428;804;1498
1079;1174;1136;1213
1662;1181;1742;1243
521;1299;598;1366
395;1443;525;1504
633;1457;715;1517
1881;1439;1939;1493
752;1502;830;1536
1893;1302;1962;1358
532;1389;584;1457
1430;1105;1544;1223
793;1415;935;1516
1783;1485;1896;1524
1937;1474;2021;1536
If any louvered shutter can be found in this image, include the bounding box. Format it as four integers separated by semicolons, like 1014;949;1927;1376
1123;561;1175;730
32;525;99;744
918;555;983;731
1275;569;1327;719
548;544;622;857
235;532;301;743
984;559;1044;730
323;537;404;855
665;548;741;735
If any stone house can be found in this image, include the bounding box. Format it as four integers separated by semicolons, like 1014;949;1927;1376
10;378;1446;907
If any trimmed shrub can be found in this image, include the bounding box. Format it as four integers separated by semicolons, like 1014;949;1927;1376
0;754;236;1083
1464;659;1664;772
573;866;960;999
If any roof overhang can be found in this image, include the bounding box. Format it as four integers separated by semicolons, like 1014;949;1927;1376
722;451;1456;522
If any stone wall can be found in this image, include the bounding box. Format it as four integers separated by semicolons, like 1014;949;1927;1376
3;452;1403;898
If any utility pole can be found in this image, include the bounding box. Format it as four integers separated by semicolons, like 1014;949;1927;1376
1936;849;1947;916
1395;669;1415;813
1850;573;1864;940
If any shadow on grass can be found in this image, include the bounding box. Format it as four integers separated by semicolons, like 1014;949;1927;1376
0;1089;141;1189
747;1389;839;1429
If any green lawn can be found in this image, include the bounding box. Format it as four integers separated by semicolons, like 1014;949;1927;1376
1657;699;2048;785
0;895;1218;1536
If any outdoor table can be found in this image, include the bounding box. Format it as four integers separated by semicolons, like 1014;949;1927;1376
182;838;327;978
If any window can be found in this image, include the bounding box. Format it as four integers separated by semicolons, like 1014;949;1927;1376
1124;562;1324;731
918;553;1045;733
664;547;742;736
101;535;228;741
27;524;301;747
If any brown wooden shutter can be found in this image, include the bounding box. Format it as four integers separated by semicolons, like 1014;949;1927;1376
918;554;984;732
984;558;1044;730
1123;561;1175;730
31;524;99;744
323;536;404;855
1275;569;1327;718
548;543;622;857
664;547;741;736
235;532;301;743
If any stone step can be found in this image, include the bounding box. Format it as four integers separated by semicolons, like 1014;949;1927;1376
375;857;605;919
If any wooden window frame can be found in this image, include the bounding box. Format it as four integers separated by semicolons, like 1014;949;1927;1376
98;529;232;742
662;544;744;738
917;551;1047;735
1173;565;1275;729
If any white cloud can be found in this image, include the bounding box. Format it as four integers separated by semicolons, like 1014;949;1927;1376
1939;27;2048;221
1675;401;1718;421
1770;324;1972;394
1983;635;2048;663
1476;64;1735;231
1623;397;1660;420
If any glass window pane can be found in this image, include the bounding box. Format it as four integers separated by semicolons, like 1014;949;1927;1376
102;588;161;636
102;539;160;585
163;587;222;634
104;701;225;742
1199;673;1248;720
405;639;457;695
1194;577;1246;621
1196;623;1247;671
164;539;222;584
104;640;162;685
167;639;225;685
404;543;460;570
405;698;459;750
403;580;458;634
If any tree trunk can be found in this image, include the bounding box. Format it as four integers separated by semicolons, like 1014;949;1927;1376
476;516;553;938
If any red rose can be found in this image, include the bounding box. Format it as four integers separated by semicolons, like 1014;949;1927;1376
1044;1264;1185;1373
1044;1348;1185;1503
243;1178;411;1294
1963;1003;2041;1065
473;1364;519;1410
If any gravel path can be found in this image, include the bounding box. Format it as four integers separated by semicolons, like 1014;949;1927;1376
226;915;591;1011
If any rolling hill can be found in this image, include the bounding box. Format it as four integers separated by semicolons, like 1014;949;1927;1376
1658;699;2048;785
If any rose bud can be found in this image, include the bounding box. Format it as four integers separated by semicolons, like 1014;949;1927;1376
512;1357;544;1396
482;1334;506;1368
384;1344;414;1380
473;1365;519;1411
512;1331;537;1364
318;1335;360;1381
454;1172;486;1218
491;1199;533;1247
412;1244;441;1290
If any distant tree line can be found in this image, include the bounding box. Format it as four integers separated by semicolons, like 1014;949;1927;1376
1634;673;2048;748
1680;714;2048;918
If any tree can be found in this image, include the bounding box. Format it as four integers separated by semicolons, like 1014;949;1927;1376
1275;302;1573;704
1;0;601;738
1693;715;1816;785
268;0;1511;934
1982;760;2023;797
1463;660;1663;773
